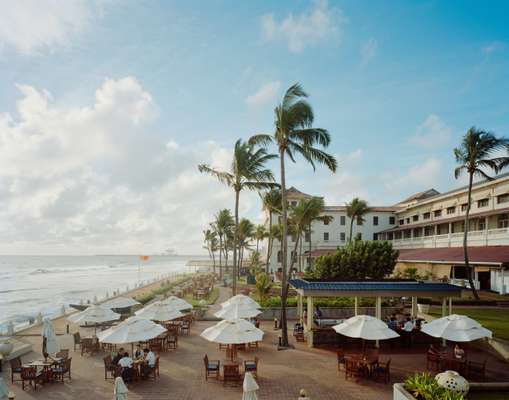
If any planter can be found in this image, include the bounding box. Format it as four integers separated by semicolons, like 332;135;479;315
393;383;415;400
0;339;14;357
417;304;430;314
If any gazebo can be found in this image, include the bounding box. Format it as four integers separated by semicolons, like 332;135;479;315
289;278;463;347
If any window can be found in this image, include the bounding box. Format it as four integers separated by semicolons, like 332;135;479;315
423;212;430;220
358;233;362;240
413;215;419;222
340;216;346;225
323;232;329;241
498;194;509;204
290;201;297;207
461;203;468;212
390;216;396;225
277;251;282;263
357;217;363;226
305;232;310;243
434;210;442;218
373;216;379;226
399;219;404;225
324;218;329;225
406;218;410;224
373;233;377;240
447;206;455;215
340;232;345;241
498;214;509;228
478;198;489;208
478;219;486;231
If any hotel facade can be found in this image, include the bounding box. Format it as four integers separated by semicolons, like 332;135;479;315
265;174;509;294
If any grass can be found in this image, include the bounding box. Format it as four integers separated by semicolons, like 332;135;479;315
428;307;509;341
134;275;192;304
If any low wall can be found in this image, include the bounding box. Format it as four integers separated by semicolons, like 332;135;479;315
257;306;402;320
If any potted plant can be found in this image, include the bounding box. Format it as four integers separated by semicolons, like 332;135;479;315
394;372;466;400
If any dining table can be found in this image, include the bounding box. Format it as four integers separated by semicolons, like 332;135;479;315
348;354;379;378
26;357;63;383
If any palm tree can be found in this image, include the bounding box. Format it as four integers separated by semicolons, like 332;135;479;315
454;127;509;299
346;198;370;242
212;209;234;280
253;224;267;254
202;228;217;273
261;189;282;273
250;83;337;347
199;139;277;295
237;218;255;275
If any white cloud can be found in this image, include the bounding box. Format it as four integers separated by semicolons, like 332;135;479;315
0;0;103;55
482;41;505;55
260;0;341;53
384;158;444;195
245;81;281;108
0;77;260;255
409;114;452;149
360;38;377;67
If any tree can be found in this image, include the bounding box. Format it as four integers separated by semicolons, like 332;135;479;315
199;139;277;295
346;197;370;242
202;228;217;273
454;127;509;299
237;218;255;275
261;189;282;273
250;83;337;347
255;272;273;303
253;224;267;254
212;209;234;279
307;241;398;280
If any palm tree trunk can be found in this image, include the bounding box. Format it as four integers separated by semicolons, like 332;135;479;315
299;234;303;272
349;216;355;242
218;235;223;280
279;148;289;347
289;234;301;272
308;224;312;269
256;239;259;253
232;189;240;296
211;249;216;274
464;172;480;300
266;211;273;273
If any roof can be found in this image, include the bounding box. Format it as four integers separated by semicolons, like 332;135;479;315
289;278;463;297
286;186;314;198
396;189;440;205
323;206;398;213
303;249;337;257
398;246;509;267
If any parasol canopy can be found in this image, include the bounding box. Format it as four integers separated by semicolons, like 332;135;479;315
333;315;400;341
68;305;121;325
159;296;193;311
214;302;262;320
421;314;492;342
201;318;263;345
102;296;140;310
97;316;166;344
221;294;260;309
135;302;184;321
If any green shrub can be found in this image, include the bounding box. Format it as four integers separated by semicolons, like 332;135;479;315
404;373;465;400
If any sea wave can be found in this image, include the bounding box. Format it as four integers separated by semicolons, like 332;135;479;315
29;266;109;275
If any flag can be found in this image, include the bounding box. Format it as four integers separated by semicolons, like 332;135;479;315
139;255;150;262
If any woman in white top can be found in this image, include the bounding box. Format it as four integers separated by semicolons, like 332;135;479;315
118;352;134;382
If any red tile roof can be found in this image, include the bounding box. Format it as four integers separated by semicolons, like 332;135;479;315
398;246;509;266
303;249;337;257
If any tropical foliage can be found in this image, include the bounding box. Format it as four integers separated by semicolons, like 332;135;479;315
260;189;282;272
345;197;370;242
404;372;465;400
255;272;273;302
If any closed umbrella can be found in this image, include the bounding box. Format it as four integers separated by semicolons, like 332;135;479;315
421;314;492;342
332;315;400;340
97;316;166;345
242;372;259;400
160;296;193;311
214;303;261;320
135;302;184;322
42;317;59;356
102;297;140;310
0;377;14;399
114;376;129;400
222;294;260;309
68;305;121;325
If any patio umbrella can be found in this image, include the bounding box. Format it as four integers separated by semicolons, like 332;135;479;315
221;294;261;309
68;305;121;325
242;372;259;400
160;295;193;311
421;314;492;342
42;317;59;356
214;302;262;320
114;376;129;400
102;296;140;310
332;315;400;340
97;316;166;345
135;302;184;322
0;377;14;399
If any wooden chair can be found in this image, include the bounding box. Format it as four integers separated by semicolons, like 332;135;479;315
73;332;81;351
244;357;258;378
181;320;190;335
56;349;69;359
219;343;228;351
167;334;178;350
149;338;163;353
336;349;346;372
426;350;442;372
374;358;391;384
10;357;23;383
248;341;259;350
103;355;117;380
52;357;72;383
344;358;362;381
81;338;99;356
223;364;242;386
21;366;42;391
203;355;220;381
467;360;487;381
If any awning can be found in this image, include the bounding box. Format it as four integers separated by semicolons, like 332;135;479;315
398;246;509;267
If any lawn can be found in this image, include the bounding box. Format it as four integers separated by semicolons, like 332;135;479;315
428;307;509;341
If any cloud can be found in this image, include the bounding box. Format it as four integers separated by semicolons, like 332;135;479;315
0;77;260;255
260;0;341;53
383;158;444;196
482;41;505;55
408;114;452;149
245;81;281;108
0;0;103;55
360;38;377;67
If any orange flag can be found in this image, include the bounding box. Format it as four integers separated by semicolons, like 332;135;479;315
139;255;150;261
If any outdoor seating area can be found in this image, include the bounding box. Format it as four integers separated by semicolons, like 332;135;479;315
10;354;72;392
426;345;487;380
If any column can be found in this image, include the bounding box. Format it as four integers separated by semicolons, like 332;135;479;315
441;297;447;317
375;296;382;348
411;297;417;318
354;296;359;316
297;294;303;323
307;296;314;348
448;297;452;315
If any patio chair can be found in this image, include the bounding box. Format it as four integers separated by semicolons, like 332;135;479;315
81;338;99;356
344;357;362;381
181;320;190;335
167;334;178;350
426;350;442;372
73;332;81;351
52;357;72;383
203;355;220;381
336;349;346;372
103;355;117;380
56;349;69;359
248;341;259;350
219;343;228;351
223;364;242;386
10;357;23;383
466;360;487;381
149;338;163;353
373;358;391;384
21;366;43;391
244;357;258;378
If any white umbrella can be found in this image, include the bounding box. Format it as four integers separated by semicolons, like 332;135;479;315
135;302;184;321
114;376;128;400
333;315;400;340
221;294;260;309
214;303;262;320
0;377;14;399
102;296;140;309
42;317;59;356
160;296;193;311
68;305;121;325
421;314;492;342
201;319;264;344
97;316;166;344
242;372;259;400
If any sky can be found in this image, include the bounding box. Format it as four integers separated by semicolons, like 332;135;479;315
0;0;508;255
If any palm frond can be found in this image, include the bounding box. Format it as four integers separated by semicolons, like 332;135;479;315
249;134;274;147
198;164;234;186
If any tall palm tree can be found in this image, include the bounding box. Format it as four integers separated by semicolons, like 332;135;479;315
454;127;509;300
253;224;267;254
250;83;337;347
202;228;217;273
346;198;370;242
237;218;255;275
261;189;282;273
199;139;277;295
212;209;234;280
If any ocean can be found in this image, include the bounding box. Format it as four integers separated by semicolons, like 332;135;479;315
0;255;203;333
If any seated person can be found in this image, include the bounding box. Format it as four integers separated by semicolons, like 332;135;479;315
134;344;143;360
313;305;323;321
112;347;125;365
141;348;156;378
454;344;465;360
118;352;134;383
387;317;397;330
